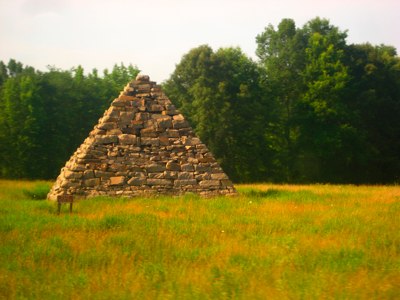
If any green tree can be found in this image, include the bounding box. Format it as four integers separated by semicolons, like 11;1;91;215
344;44;400;182
256;18;306;181
0;60;140;179
296;30;354;182
165;46;269;181
0;73;43;177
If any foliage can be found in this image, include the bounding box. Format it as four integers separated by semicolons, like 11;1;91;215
0;180;399;299
164;46;270;182
166;17;400;183
0;62;139;179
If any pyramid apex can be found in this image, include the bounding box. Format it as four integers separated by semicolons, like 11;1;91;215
136;74;150;82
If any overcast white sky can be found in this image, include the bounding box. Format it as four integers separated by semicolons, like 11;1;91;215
1;0;399;82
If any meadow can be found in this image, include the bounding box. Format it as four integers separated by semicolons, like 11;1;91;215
0;180;399;299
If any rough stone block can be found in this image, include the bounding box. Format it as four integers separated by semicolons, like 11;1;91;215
84;178;100;187
118;95;136;101
199;180;220;187
164;171;178;179
172;119;189;129
173;114;184;121
181;163;194;172
127;177;146;186
147;179;172;186
146;163;166;173
83;170;94;179
136;113;150;121
107;129;123;135
159;136;169;146
120;111;135;122
221;179;233;187
98;122;116;130
149;104;163;112
141;127;158;137
94;170;113;178
195;164;211;172
106;106;121;118
140;137;160;146
178;172;194;179
166;161;180;171
64;170;83;179
156;117;172;128
211;173;228;180
167;129;180;138
94;135;118;145
69;163;85;172
174;179;197;186
119;134;136;145
110;176;125;186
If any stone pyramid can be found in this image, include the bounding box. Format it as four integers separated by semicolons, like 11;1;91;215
47;75;236;200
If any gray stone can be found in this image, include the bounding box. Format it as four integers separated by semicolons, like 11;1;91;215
140;137;160;146
164;171;178;179
149;104;163;112
111;98;126;107
64;170;83;179
174;179;197;186
141;127;158;137
147;179;172;186
127;177;146;186
146;163;166;173
107;129;123;135
178;172;194;179
94;135;118;145
211;173;228;180
119;134;136;145
195;164;211;172
98;122;115;130
181;163;194;172
156;117;172;128
110;176;125;185
94;170;113;178
166;161;180;171
83;170;94;179
84;178;100;187
173;119;189;129
136;74;150;82
167;129;180;138
120;111;135;123
199;180;220;187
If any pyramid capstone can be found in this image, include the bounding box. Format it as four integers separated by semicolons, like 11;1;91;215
47;75;236;200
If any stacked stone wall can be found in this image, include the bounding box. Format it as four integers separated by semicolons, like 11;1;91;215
47;75;236;200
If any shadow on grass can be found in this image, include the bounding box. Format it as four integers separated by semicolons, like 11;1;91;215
240;188;322;203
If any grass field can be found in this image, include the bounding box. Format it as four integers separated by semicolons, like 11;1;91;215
0;180;399;299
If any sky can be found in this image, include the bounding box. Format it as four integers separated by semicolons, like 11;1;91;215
1;0;399;83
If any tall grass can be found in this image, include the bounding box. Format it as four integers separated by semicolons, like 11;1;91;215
0;180;399;299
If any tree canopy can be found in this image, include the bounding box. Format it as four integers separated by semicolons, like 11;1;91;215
0;62;139;179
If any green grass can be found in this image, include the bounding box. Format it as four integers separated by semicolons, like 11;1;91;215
0;181;399;299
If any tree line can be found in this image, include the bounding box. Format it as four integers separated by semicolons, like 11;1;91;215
164;18;400;184
1;17;399;183
0;61;139;179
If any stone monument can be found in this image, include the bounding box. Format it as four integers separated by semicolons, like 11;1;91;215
47;74;236;200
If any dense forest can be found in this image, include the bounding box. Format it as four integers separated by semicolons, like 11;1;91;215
1;18;399;183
